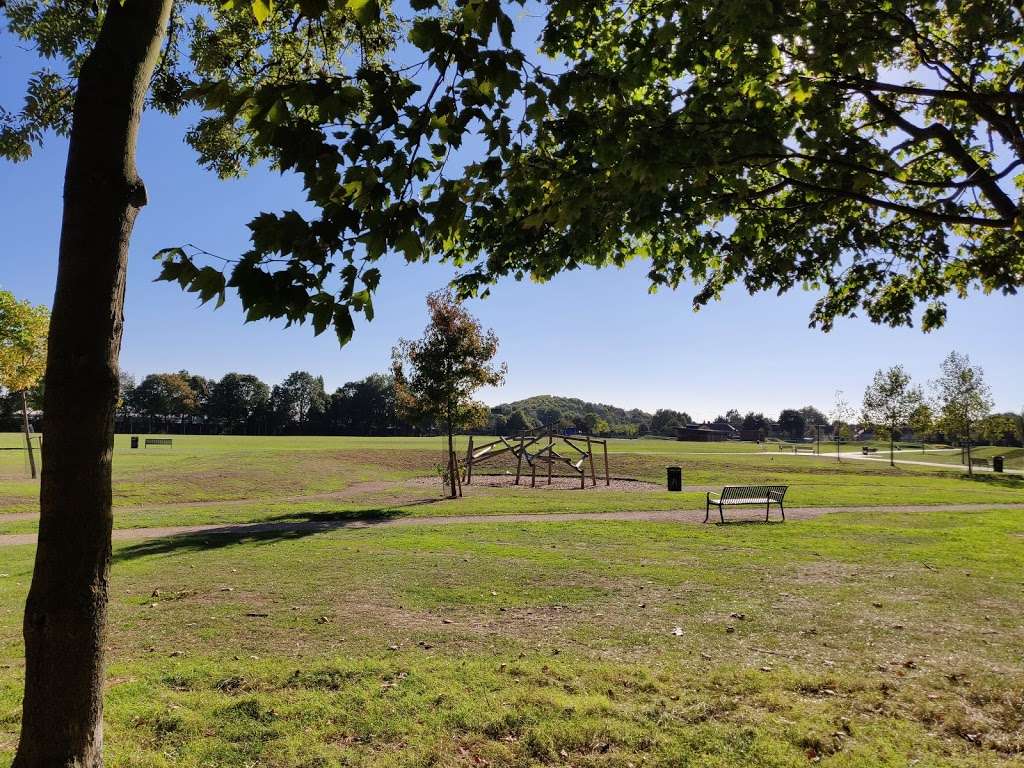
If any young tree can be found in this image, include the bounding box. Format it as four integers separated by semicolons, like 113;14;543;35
909;403;934;453
0;291;49;478
861;365;923;467
931;352;994;476
829;391;856;463
392;291;505;498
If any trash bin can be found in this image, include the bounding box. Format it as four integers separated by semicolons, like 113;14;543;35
130;435;139;449
993;456;1004;473
667;466;682;492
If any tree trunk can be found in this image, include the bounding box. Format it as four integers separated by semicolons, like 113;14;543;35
21;390;37;480
890;430;894;467
14;0;172;765
447;427;457;499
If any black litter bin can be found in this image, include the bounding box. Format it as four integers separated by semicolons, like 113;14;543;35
993;456;1004;473
667;466;682;492
130;435;139;449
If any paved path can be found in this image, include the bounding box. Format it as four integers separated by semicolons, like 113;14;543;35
774;449;1024;475
2;502;1022;548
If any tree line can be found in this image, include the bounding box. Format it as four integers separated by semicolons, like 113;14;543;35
111;370;409;436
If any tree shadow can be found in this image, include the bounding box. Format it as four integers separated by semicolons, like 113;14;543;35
959;473;1023;488
112;499;446;562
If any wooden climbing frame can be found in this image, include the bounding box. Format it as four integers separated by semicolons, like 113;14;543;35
464;426;610;488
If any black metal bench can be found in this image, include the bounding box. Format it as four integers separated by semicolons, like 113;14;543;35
862;446;878;454
145;438;173;448
705;485;788;523
970;457;990;468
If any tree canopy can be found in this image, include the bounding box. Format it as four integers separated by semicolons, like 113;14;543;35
0;290;49;395
930;350;993;472
862;365;923;465
151;0;1024;341
392;290;505;495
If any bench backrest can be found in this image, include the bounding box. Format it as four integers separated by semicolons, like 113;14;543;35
145;438;173;446
720;485;788;502
970;457;989;465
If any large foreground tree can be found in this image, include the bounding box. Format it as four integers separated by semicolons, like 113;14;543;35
2;0;392;763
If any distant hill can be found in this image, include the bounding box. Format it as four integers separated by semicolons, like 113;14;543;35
492;395;652;431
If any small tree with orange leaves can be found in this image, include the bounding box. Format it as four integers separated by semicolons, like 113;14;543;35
392;291;506;498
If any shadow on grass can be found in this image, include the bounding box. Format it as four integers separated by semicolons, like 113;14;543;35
713;519;786;526
959;473;1024;488
112;499;447;562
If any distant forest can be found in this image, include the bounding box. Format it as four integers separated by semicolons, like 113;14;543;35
0;368;822;439
5;370;1019;444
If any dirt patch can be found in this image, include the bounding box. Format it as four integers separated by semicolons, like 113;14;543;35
409;473;665;492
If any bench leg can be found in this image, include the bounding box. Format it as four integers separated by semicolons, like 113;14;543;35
779;501;785;521
703;496;709;524
719;503;724;524
766;501;770;521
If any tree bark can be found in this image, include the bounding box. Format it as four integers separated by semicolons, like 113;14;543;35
14;0;172;765
21;390;36;480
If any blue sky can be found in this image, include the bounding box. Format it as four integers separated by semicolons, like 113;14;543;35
1;30;1021;420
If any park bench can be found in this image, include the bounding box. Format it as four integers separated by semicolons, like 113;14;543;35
145;438;173;448
794;446;815;453
862;446;878;455
705;485;788;523
777;444;794;452
970;457;990;468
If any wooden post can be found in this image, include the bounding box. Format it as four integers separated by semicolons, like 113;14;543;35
603;440;610;486
515;436;524;485
466;436;474;485
547;430;553;485
586;434;597;487
22;390;37;480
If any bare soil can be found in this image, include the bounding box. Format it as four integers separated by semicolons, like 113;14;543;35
411;473;667;492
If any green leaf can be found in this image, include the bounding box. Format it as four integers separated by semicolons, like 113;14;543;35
250;0;271;24
346;0;379;25
333;305;355;346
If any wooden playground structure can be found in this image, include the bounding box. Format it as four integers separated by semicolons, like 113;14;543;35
464;426;610;488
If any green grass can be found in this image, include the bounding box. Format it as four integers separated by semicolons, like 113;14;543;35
904;446;1024;470
1;433;1023;764
1;434;1023;535
2;509;1024;766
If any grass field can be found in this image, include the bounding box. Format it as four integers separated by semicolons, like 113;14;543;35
2;434;1023;533
0;433;1022;766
